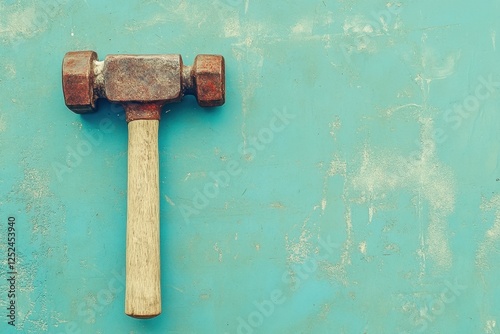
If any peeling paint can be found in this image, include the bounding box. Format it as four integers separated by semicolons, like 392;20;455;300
285;218;312;264
327;155;347;176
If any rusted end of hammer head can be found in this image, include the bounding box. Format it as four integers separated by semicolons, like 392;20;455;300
62;51;99;113
192;55;225;107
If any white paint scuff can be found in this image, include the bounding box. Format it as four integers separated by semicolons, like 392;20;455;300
213;242;223;262
368;204;375;224
476;195;500;270
4;61;16;78
327;155;347;176
0;5;41;43
485;319;497;334
329;116;341;139
359;241;367;255
321;199;327;212
351;117;456;270
224;16;241;38
291;19;314;36
285;219;312;264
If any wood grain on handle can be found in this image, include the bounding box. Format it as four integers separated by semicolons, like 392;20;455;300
125;120;161;318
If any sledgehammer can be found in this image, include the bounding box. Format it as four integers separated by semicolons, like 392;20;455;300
62;51;225;318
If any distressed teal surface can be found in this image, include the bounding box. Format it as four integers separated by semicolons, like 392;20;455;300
0;0;500;333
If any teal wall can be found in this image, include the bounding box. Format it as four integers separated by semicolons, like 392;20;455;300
1;0;499;333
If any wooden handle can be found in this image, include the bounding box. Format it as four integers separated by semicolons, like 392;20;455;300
125;120;161;318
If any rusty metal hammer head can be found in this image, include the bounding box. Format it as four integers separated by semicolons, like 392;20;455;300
62;51;225;120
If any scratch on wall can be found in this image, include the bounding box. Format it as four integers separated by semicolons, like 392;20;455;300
491;30;496;51
0;114;6;132
184;171;207;181
164;195;176;206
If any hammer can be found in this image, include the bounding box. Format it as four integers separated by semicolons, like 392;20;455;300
62;51;225;318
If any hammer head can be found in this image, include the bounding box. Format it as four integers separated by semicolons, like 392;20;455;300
62;51;225;114
62;51;99;112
